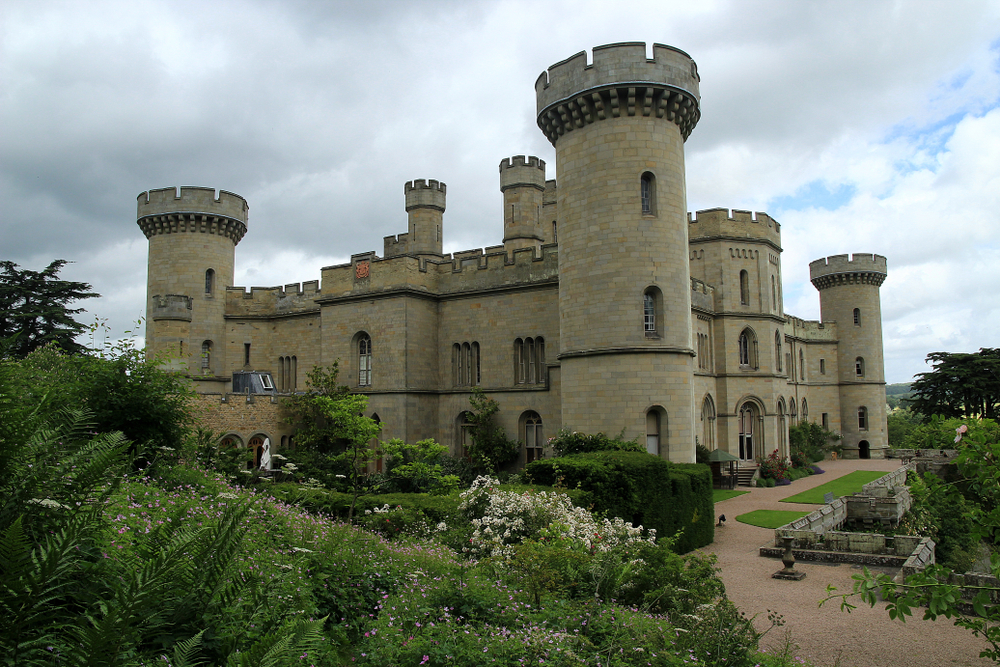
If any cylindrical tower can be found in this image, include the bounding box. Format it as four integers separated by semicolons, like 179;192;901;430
500;155;546;255
536;42;701;461
405;179;446;257
809;253;888;459
137;186;248;376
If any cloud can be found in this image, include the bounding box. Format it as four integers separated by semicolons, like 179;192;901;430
2;0;999;384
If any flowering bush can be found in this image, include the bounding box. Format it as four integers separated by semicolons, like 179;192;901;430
458;475;655;561
757;449;790;481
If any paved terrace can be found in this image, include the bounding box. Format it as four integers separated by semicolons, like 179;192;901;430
706;456;989;667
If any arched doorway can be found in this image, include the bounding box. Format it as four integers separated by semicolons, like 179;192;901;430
248;435;265;469
738;403;758;462
859;440;870;459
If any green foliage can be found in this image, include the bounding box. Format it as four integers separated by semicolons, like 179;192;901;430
463;388;519;473
10;340;194;463
910;348;1000;421
887;408;923;448
895;472;976;572
381;438;460;495
902;414;1000;450
526;450;715;553
282;362;382;520
547;428;645;457
788;420;841;463
0;259;100;358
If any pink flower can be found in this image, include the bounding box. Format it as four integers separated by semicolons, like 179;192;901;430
955;424;968;443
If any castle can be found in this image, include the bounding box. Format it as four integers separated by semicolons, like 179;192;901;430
137;42;888;469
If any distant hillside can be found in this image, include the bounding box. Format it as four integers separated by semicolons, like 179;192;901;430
886;383;912;396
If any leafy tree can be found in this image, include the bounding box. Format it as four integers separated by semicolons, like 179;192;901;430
464;388;519;474
0;259;99;358
283;362;382;520
910;348;1000;421
12;341;194;462
788;420;841;463
381;438;460;495
887;408;922;448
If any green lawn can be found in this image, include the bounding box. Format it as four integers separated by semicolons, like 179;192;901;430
713;489;749;504
780;470;888;504
735;510;811;529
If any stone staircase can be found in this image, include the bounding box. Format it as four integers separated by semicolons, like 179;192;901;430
737;465;758;487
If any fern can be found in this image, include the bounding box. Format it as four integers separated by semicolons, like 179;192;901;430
224;618;326;667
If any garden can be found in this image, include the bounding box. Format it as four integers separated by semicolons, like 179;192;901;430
1;346;800;667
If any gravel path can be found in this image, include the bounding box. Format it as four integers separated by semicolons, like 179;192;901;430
704;457;990;667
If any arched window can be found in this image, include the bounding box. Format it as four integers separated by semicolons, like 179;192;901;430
514;337;544;385
855;357;865;378
358;334;372;386
739;270;750;306
701;396;716;450
738;402;758;461
789;397;798;424
278;356;286;391
291;356;297;390
853;308;861;326
205;268;215;295
799;349;806;380
771;275;777;311
640;172;656;215
777;397;787;453
643;287;662;337
453;342;481;387
645;409;661;456
802;398;808;419
201;340;213;373
775;332;783;372
738;328;757;369
521;411;543;463
858;406;868;430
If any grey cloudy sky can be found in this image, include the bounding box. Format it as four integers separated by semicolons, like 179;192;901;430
2;0;998;383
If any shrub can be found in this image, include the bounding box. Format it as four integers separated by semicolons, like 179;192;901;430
525;450;714;553
546;428;645;457
757;449;789;481
789;420;841;463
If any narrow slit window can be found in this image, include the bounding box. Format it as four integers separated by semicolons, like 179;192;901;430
640;172;656;215
358;334;372;386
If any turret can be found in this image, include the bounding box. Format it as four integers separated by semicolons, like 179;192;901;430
810;253;888;459
500;156;546;255
405;179;446;257
536;42;701;462
137;186;248;376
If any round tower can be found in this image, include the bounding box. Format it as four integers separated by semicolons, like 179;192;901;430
536;42;701;461
500;155;546;255
809;253;888;459
137;186;248;376
404;179;446;257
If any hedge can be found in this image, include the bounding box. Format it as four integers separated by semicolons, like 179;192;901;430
524;451;714;553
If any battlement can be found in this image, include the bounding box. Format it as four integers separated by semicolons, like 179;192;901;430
688;208;781;245
137;186;248;244
138;186;248;222
404;179;447;211
149;294;193;321
500;156;546;192
690;278;715;313
784;315;836;341
810;253;887;289
225;282;321;318
535;43;701;143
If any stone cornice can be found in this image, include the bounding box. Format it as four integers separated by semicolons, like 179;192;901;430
810;271;886;290
537;84;699;145
558;345;696;360
137;212;247;245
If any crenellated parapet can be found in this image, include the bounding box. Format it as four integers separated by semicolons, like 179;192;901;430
137;186;248;245
535;42;701;145
404;179;446;212
499;156;546;192
688;208;781;246
690;278;715;313
810;254;887;290
149;294;193;321
225;281;321;318
784;315;836;341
